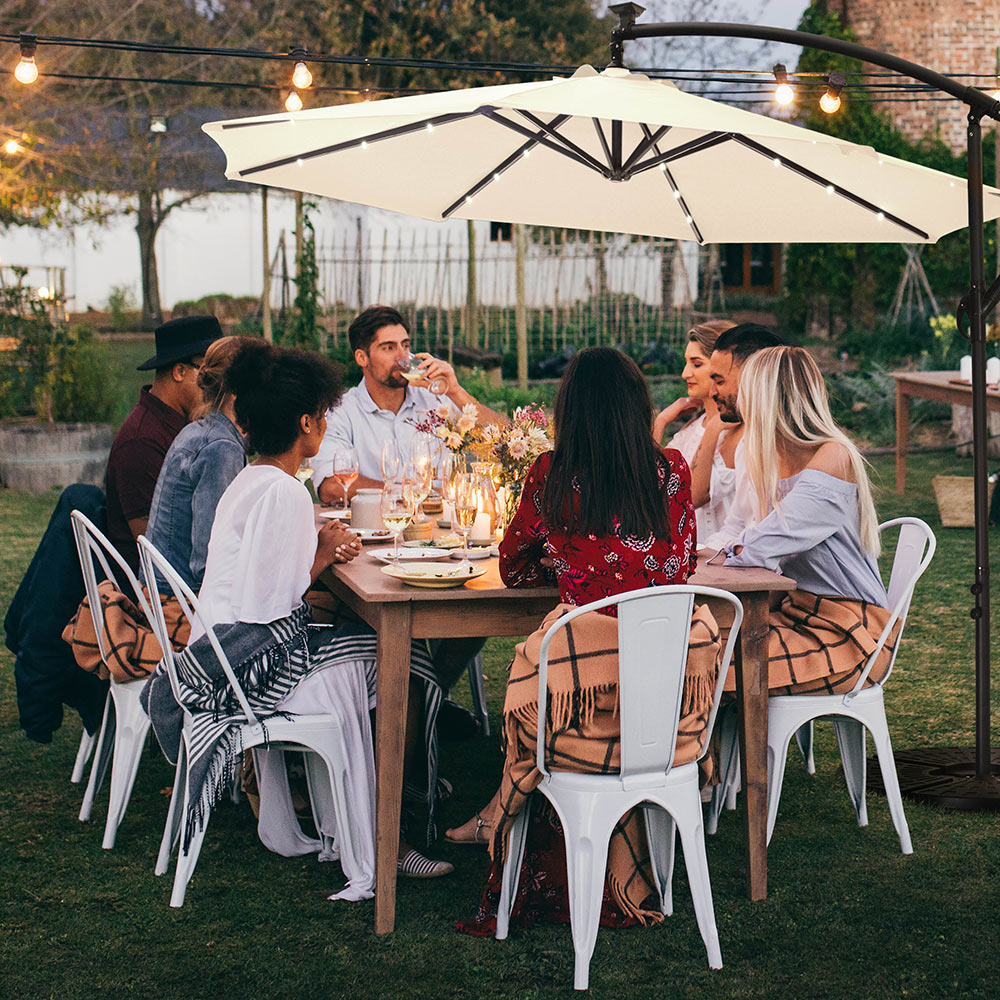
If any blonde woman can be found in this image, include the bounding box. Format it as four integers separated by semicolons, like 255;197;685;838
652;319;737;539
720;346;895;694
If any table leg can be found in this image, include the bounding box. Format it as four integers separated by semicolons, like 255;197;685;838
736;593;769;901
896;381;910;495
374;603;412;935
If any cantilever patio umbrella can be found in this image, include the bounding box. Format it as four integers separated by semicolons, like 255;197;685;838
203;64;1000;244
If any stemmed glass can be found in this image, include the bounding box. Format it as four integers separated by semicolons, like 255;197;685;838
453;472;478;568
380;481;414;565
398;353;447;395
381;441;401;483
407;437;435;521
332;447;359;512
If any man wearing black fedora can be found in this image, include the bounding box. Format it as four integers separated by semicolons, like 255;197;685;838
105;315;223;571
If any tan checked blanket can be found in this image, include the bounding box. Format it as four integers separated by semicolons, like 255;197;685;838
723;589;899;696
491;601;722;925
62;581;190;682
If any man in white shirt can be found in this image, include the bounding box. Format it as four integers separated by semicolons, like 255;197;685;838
313;305;505;502
701;324;782;553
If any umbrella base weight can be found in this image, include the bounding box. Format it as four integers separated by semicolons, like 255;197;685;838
868;747;1000;811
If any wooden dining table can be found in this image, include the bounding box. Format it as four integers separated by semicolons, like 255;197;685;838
318;525;794;935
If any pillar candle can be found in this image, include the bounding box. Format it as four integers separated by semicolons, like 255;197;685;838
470;512;491;541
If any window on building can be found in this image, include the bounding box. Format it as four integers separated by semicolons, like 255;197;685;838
720;243;781;294
489;221;512;242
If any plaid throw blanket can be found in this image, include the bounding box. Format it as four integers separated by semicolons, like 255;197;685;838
722;590;899;695
62;581;190;682
140;605;410;849
492;601;722;925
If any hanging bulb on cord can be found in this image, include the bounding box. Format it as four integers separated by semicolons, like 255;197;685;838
772;64;794;106
820;73;845;115
292;61;312;89
14;33;38;85
285;90;303;113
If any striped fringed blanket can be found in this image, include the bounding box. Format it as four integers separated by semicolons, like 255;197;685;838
491;601;722;926
63;580;189;681
140;604;440;849
722;590;899;695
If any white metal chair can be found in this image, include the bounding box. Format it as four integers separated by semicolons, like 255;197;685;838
467;652;489;735
70;727;98;784
138;534;374;908
70;510;155;849
707;517;935;854
495;585;744;991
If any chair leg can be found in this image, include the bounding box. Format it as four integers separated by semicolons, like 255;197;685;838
101;696;150;849
560;805;614;991
766;723;795;846
71;727;97;784
467;653;489;737
643;804;675;916
156;743;187;877
79;694;114;823
794;721;816;775
832;717;868;828
674;789;722;969
706;706;739;836
868;719;913;855
496;798;532;941
170;781;210;908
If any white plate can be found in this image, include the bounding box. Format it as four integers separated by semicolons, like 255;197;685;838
369;547;452;564
353;528;395;544
402;535;463;550
318;509;351;520
381;562;488;588
450;547;493;560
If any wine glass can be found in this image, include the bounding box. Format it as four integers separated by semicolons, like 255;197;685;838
332;446;359;512
404;458;433;522
380;481;414;565
438;450;460;525
453;472;478;568
398;353;447;395
295;458;314;485
381;441;401;483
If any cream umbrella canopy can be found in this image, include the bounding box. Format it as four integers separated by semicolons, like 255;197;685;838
203;64;1000;243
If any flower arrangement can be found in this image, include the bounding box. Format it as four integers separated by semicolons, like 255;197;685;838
475;403;554;523
411;402;481;453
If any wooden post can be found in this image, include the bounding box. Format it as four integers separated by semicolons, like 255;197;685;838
356;216;365;310
260;188;273;342
515;223;528;390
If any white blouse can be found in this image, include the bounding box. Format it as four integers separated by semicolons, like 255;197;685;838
191;465;317;641
667;416;736;544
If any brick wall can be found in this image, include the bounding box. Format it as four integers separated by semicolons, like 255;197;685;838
842;0;999;151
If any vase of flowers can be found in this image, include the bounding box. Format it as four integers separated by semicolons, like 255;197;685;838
476;403;554;528
411;402;482;458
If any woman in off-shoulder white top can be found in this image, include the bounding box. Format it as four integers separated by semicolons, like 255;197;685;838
652;319;738;541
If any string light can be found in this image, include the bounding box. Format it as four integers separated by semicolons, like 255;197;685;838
3;138;21;154
284;89;303;112
290;46;312;89
13;32;38;85
772;63;794;105
820;72;845;114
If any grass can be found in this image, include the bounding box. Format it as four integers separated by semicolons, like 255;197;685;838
2;454;1000;999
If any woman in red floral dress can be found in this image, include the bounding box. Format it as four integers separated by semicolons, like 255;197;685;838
448;347;705;936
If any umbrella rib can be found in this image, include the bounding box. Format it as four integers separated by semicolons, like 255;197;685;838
731;134;930;240
512;109;612;175
440;114;574;220
639;123;704;244
235;108;486;178
481;110;611;176
620;124;671;175
592;119;614;171
629;131;730;176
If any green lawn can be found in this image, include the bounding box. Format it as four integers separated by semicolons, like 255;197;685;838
2;454;999;999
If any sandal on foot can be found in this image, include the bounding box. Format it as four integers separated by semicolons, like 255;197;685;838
443;810;492;846
397;849;454;879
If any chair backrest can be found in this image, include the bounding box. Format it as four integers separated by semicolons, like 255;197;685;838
70;509;157;669
137;534;260;727
850;517;936;695
537;585;744;785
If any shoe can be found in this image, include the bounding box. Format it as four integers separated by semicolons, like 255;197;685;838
397;849;454;879
443;810;493;846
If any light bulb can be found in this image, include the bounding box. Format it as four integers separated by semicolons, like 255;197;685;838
37;286;51;300
14;56;38;85
819;91;842;115
291;61;312;89
3;139;21;154
774;82;794;105
285;90;303;113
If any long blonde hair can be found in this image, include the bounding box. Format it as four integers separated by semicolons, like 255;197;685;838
738;346;880;556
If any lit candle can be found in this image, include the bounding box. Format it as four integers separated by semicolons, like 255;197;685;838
960;355;972;382
442;500;454;526
470;512;491;541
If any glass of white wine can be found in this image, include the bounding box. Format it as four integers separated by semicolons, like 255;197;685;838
398;353;447;395
332;446;359;513
380;482;414;565
453;472;479;568
381;441;401;483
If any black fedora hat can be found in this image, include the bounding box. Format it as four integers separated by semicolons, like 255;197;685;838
136;315;224;371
